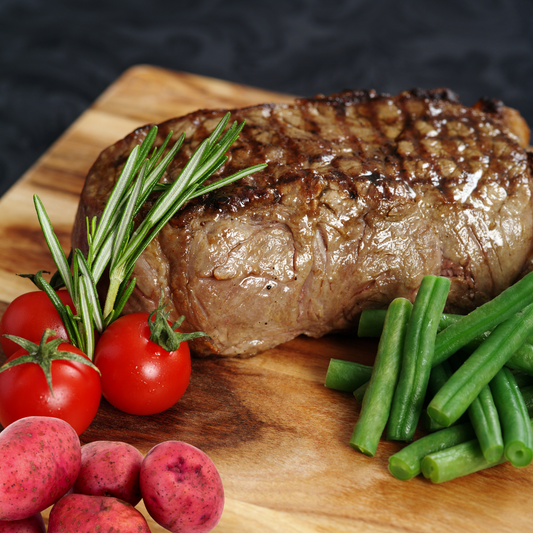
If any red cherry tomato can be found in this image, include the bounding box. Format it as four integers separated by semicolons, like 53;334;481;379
94;313;191;415
0;290;75;357
0;342;101;435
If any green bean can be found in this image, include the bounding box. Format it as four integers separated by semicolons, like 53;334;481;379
353;381;368;404
421;439;507;483
420;361;470;433
357;309;389;338
507;342;533;376
447;353;503;463
358;309;461;338
350;298;412;456
423;379;533;435
427;361;454;397
421;409;471;433
438;313;465;331
442;330;533;376
520;384;533;417
420;362;456;432
454;331;533;376
449;328;533;377
427;302;533;428
324;359;373;392
433;270;533;366
419;410;449;433
512;371;533;389
466;384;503;462
424;361;460;430
439;326;533;377
388;422;475;480
387;275;451;442
422;414;533;484
491;367;533;467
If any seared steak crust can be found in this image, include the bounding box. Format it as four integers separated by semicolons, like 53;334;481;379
72;88;533;356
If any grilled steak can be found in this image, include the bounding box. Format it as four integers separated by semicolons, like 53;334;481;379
72;88;533;357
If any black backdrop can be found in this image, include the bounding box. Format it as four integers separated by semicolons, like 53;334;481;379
1;0;533;196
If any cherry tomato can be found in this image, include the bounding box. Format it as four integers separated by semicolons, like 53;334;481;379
0;343;101;435
0;290;75;357
94;313;191;415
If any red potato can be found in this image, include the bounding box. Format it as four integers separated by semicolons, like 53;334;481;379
140;441;225;533
0;513;46;532
0;416;81;521
73;441;143;506
47;494;150;533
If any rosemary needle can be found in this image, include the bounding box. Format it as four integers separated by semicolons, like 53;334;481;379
34;113;266;359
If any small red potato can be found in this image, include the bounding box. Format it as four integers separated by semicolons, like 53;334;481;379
47;494;150;533
140;441;224;533
73;440;143;506
0;416;81;521
0;513;46;532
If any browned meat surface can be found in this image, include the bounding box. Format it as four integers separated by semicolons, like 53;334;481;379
72;88;533;357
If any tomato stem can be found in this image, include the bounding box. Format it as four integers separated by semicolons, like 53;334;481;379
0;329;100;396
148;291;208;352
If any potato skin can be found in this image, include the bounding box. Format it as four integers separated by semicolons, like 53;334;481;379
0;416;81;521
73;441;143;506
47;494;150;533
0;513;46;532
140;441;224;533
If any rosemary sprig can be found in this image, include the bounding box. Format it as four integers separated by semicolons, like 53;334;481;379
32;113;266;359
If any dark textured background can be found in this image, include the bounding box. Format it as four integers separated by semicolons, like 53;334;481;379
1;0;533;197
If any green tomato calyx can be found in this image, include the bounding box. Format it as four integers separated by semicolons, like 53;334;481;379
148;292;208;353
0;328;100;396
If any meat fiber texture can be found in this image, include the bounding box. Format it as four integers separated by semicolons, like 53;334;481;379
72;88;533;357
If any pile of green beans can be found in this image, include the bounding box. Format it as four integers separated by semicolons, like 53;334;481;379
325;272;533;482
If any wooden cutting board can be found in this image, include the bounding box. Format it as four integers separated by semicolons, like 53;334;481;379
0;65;531;532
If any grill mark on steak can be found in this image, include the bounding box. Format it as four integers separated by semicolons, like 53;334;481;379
72;87;533;356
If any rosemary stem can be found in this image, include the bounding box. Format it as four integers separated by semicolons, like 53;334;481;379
33;113;265;355
103;266;126;319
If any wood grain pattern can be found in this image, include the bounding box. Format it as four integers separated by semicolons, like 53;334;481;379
1;65;532;532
